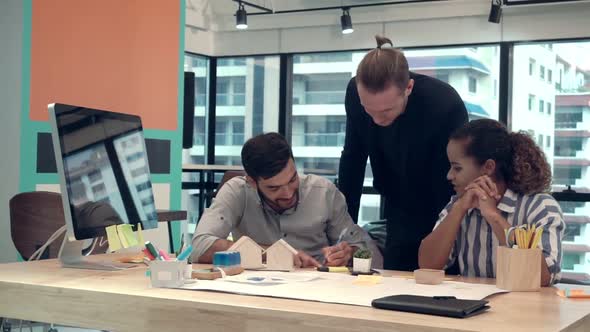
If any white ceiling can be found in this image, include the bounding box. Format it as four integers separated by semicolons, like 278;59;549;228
202;0;440;15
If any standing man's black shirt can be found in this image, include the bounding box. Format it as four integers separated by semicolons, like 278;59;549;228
338;72;468;271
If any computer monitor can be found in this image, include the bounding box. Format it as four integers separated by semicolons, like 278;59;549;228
48;103;158;269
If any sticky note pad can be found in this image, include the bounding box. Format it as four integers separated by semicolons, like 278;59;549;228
352;275;383;286
105;225;122;252
117;224;138;247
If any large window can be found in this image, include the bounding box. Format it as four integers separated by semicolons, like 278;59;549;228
182;54;210;230
290;46;499;225
183;40;589;280
214;56;280;165
404;46;500;120
183;54;208;164
292;116;346;147
293;73;349;105
512;41;590;282
291;50;368;222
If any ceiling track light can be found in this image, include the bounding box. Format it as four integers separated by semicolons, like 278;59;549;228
488;0;502;24
341;7;353;34
236;1;248;30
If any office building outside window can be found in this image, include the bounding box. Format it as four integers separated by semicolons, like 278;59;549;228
291;46;499;226
214;56;280;166
183;54;208;164
182;54;209;230
512;41;590;282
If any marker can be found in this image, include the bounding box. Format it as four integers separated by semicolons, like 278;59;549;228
159;249;172;261
142;248;155;261
145;241;161;260
316;266;349;273
176;244;193;261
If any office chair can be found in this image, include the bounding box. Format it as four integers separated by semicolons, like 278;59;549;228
10;191;108;259
10;191;67;260
8;191;109;332
206;170;246;203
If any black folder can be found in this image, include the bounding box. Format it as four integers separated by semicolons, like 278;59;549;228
371;295;489;318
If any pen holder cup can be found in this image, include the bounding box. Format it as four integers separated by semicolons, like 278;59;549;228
149;260;187;288
496;246;541;292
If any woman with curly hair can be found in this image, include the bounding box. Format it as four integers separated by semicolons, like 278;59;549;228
418;119;565;286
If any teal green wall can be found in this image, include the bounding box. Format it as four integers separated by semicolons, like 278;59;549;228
16;0;186;256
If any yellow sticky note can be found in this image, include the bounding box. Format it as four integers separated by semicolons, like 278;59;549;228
352;275;383;286
137;223;145;247
116;224;138;248
105;225;122;252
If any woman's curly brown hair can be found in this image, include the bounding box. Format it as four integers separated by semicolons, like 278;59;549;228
450;119;552;195
509;131;552;194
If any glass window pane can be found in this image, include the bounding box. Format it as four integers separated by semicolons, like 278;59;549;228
291;50;372;223
512;41;590;282
359;194;381;227
404;46;500;121
182;54;209;233
291;46;499;226
215;56;280;166
183;54;208;164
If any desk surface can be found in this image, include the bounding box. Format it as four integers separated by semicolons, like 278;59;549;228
0;257;588;332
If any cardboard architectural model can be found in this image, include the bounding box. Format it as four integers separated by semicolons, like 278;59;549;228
229;236;298;271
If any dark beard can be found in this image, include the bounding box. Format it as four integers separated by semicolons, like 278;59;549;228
257;188;298;214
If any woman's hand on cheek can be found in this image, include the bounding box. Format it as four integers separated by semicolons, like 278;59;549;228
473;175;502;200
465;182;500;219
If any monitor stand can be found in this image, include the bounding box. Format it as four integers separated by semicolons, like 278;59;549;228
58;236;136;270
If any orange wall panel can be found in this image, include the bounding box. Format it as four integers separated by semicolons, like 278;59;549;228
30;0;180;130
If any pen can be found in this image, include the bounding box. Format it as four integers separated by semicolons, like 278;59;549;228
323;227;350;265
336;227;349;245
176;234;185;257
159;249;172;261
142;248;155;261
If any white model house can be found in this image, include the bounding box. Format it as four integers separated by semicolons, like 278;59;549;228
228;236;264;269
265;239;298;271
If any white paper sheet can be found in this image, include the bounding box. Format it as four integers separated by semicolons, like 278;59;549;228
179;271;507;307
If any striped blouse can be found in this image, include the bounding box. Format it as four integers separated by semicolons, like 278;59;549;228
433;189;565;284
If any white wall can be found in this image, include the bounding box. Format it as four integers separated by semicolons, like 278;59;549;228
0;1;23;262
185;0;590;56
184;0;214;55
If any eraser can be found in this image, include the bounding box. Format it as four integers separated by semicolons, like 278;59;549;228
414;268;444;285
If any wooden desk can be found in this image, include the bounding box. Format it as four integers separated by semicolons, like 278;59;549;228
0;258;588;332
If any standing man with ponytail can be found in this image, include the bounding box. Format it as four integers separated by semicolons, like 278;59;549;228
339;35;468;271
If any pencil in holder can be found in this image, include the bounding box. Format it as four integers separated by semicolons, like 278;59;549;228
149;259;187;288
496;246;541;292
